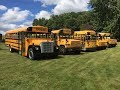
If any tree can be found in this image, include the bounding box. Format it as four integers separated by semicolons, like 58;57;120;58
32;19;38;26
90;0;119;31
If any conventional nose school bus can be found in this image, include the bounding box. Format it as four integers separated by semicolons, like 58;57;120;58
5;26;58;60
74;30;97;51
51;29;81;54
98;33;117;47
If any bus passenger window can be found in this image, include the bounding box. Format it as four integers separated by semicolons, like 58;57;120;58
86;35;90;40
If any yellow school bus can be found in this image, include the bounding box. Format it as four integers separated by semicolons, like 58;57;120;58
74;30;97;51
5;26;58;60
96;33;108;50
98;33;117;47
51;29;81;54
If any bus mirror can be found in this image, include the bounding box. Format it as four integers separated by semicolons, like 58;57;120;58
53;34;56;39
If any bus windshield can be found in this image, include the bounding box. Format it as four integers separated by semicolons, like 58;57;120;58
105;36;112;39
86;35;96;40
25;32;51;39
59;34;73;39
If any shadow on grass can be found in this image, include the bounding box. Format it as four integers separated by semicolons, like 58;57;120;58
59;51;86;56
33;55;63;61
82;50;96;52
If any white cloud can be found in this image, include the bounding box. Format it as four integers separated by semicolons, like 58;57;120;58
0;21;32;35
0;5;7;10
0;7;32;23
35;10;51;19
0;22;18;30
34;0;60;5
35;0;90;15
19;21;32;27
0;22;18;34
52;0;90;15
0;7;33;35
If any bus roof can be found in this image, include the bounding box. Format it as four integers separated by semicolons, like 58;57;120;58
52;29;72;34
6;26;48;34
98;33;110;36
51;30;61;34
74;30;96;35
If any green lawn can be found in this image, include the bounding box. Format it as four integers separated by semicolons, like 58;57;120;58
0;43;120;90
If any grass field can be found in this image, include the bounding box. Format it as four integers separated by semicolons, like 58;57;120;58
0;43;120;90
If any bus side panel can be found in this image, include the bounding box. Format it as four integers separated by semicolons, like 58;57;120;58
5;39;22;50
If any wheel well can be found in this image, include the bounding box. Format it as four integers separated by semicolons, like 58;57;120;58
28;45;40;52
27;45;34;55
28;45;33;50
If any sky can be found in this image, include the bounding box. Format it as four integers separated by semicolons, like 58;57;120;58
0;0;90;34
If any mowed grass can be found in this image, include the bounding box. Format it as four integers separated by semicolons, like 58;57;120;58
0;43;120;90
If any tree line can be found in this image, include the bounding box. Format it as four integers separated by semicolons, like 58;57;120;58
33;0;120;40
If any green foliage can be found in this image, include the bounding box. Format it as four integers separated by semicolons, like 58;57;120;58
90;0;120;39
32;12;93;31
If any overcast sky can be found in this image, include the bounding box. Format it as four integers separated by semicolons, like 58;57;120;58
0;0;90;34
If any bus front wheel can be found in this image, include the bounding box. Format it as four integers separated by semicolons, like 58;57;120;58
28;48;37;60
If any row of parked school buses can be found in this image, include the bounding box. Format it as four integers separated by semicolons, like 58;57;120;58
4;26;117;60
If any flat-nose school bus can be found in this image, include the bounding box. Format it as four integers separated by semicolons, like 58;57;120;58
74;30;97;51
5;26;58;60
51;29;81;54
98;33;117;47
96;33;108;50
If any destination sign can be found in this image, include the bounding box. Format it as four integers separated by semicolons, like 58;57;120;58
32;27;48;33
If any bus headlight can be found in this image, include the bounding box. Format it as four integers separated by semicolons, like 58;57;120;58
35;47;39;50
56;46;59;49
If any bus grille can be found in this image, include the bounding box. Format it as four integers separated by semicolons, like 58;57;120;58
40;42;54;53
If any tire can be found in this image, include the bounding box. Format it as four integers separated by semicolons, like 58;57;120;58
59;46;66;55
113;44;116;47
28;48;37;60
102;47;106;50
9;46;14;53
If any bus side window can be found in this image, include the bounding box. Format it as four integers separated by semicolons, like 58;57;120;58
86;35;90;40
86;32;90;40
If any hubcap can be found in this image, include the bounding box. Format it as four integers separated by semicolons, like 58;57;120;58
29;51;33;59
